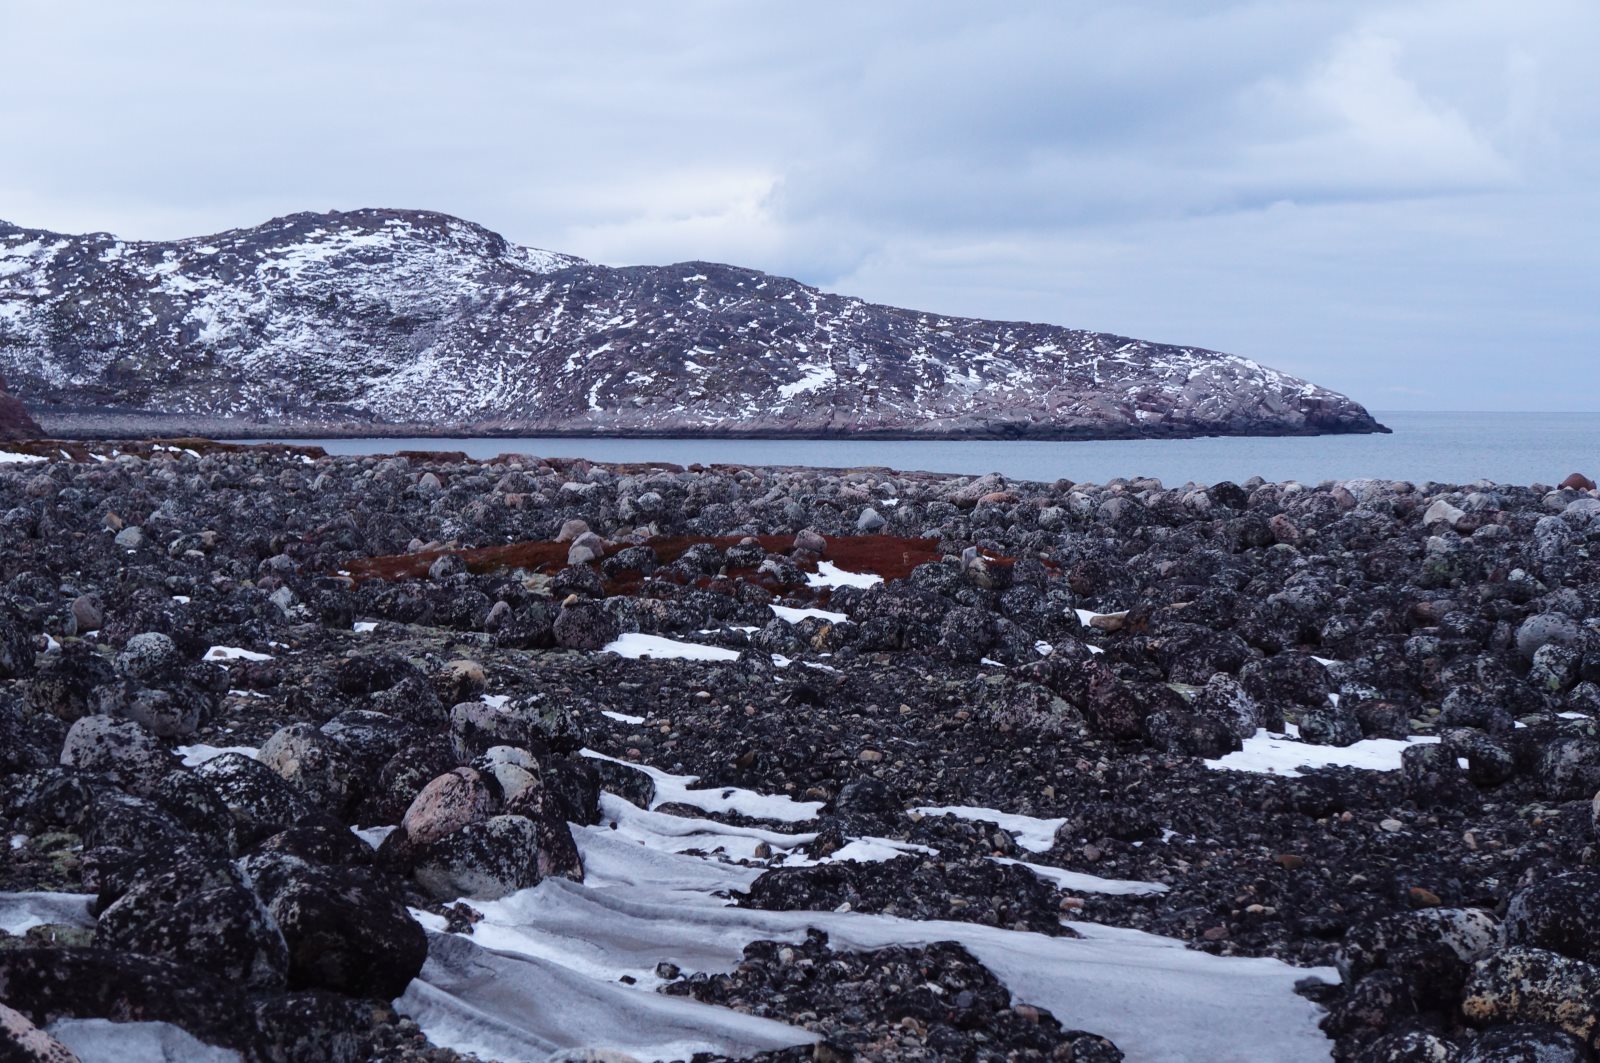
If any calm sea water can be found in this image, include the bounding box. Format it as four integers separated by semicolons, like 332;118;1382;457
277;412;1597;487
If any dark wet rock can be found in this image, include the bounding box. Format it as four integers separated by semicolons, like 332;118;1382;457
95;858;289;989
743;855;1072;936
1504;872;1600;966
253;824;373;868
239;850;427;998
193;752;340;848
0;947;254;1055
664;929;1122;1062
1457;1025;1593;1063
553;600;620;651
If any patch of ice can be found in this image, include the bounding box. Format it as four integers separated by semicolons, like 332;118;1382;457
914;805;1067;853
1206;726;1441;778
0;891;95;935
203;645;273;662
353;621;378;633
175;744;259;767
602;710;646;724
805;561;883;590
0;451;44;464
770;604;849;624
353;824;396;849
993;857;1168;897
481;694;510;710
226;689;269;699
170;595;191;604
47;1018;241;1063
1035;640;1053;656
581;750;823;824
9;834;25;850
402;837;1337;1063
602;633;741;662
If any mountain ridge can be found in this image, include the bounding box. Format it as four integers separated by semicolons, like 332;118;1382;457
0;208;1387;440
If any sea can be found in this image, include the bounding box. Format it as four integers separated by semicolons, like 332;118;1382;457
277;411;1597;487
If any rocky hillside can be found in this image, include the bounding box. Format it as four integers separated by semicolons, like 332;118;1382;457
0;372;42;441
0;209;1386;439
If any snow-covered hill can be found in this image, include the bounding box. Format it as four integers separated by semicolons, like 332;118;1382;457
0;208;1385;439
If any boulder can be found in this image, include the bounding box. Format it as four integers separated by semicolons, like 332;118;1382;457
240;851;427;998
95;859;289;990
58;716;174;796
193;752;337;848
401;768;497;845
410;814;546;901
1462;947;1600;1049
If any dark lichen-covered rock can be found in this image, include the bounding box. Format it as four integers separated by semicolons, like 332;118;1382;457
1461;947;1600;1049
95;859;289;990
239;850;427;998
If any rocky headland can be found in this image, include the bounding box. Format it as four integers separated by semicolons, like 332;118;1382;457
0;210;1386;441
1;439;1598;1061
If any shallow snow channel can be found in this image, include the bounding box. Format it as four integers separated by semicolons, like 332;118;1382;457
580;749;823;823
804;561;882;590
600;632;740;662
769;604;849;624
401;797;1337;1063
1205;724;1442;778
203;645;273;662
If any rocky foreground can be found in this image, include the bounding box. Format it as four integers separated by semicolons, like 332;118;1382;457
0;209;1385;440
1;441;1598;1061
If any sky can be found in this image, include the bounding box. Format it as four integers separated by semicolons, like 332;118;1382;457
1;0;1595;411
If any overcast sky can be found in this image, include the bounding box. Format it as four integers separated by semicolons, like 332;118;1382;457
2;1;1595;411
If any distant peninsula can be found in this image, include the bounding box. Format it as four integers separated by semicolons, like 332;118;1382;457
0;209;1387;441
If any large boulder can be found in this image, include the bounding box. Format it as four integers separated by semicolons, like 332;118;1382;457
95;859;289;990
58;716;174;796
0;948;253;1055
1462;947;1600;1050
409;814;547;901
240;851;427;998
192;752;338;847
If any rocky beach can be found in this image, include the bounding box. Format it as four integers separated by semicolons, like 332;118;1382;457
2;439;1599;1061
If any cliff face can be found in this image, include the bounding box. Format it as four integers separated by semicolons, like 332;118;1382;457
0;209;1385;440
0;371;43;440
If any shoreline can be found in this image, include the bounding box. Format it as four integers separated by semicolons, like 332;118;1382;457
29;410;1392;442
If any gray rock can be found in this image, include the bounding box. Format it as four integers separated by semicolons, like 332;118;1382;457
112;526;144;550
114;632;181;681
69;593;103;633
58;715;173;796
856;507;886;532
411;814;546;900
259;723;354;813
1518;613;1585;661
